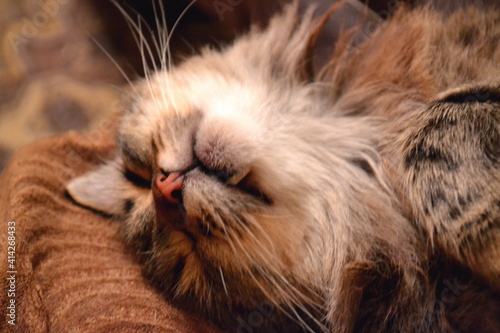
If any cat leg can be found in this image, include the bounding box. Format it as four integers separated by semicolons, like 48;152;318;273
401;85;500;289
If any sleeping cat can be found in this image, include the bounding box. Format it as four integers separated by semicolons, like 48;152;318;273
67;1;500;332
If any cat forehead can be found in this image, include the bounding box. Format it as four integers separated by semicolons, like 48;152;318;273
142;64;270;120
141;67;267;172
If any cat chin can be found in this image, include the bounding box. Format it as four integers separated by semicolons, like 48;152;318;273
141;223;324;332
123;168;327;330
66;163;322;330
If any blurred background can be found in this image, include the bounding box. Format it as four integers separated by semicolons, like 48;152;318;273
0;0;393;171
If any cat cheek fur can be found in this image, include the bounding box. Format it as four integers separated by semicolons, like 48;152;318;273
194;116;260;174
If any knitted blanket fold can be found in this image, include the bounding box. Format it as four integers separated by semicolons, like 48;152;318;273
0;119;218;332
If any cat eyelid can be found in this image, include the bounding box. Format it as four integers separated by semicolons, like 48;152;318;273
199;164;251;187
196;162;269;202
124;168;152;189
226;167;251;186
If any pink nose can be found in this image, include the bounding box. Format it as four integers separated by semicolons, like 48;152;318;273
155;172;184;205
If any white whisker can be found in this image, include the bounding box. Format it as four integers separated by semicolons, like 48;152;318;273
233;213;327;306
228;229;326;332
219;266;229;297
154;0;169;71
165;0;198;73
110;1;163;112
151;0;172;109
233;214;277;257
87;34;139;96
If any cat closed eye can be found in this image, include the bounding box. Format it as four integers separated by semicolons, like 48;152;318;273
221;167;251;186
202;165;252;187
201;165;268;201
124;169;151;189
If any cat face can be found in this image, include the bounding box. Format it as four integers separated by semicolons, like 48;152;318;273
66;4;407;331
122;56;328;293
67;9;323;325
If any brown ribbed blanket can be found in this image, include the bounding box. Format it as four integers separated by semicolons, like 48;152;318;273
0;119;218;332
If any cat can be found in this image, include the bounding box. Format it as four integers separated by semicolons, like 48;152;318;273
66;0;500;332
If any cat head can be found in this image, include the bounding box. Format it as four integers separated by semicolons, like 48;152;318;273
66;3;411;330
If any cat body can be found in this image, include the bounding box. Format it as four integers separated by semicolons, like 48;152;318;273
67;1;500;332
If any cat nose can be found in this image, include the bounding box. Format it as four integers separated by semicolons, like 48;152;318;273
155;172;184;205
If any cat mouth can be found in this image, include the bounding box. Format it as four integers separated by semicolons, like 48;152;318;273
154;166;270;206
152;166;271;238
154;167;251;204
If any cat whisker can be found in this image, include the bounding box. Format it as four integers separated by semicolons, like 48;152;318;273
162;0;198;112
217;209;326;331
151;0;175;112
151;0;168;71
254;212;294;219
87;35;139;97
228;210;328;304
221;227;297;323
125;2;164;73
257;266;327;331
233;214;278;257
275;271;326;310
228;228;327;332
219;266;229;297
213;209;279;318
137;19;164;112
275;281;327;332
164;0;198;73
232;213;328;306
279;297;323;333
111;0;163;112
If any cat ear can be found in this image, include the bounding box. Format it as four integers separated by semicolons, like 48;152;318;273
66;158;131;216
301;0;383;80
